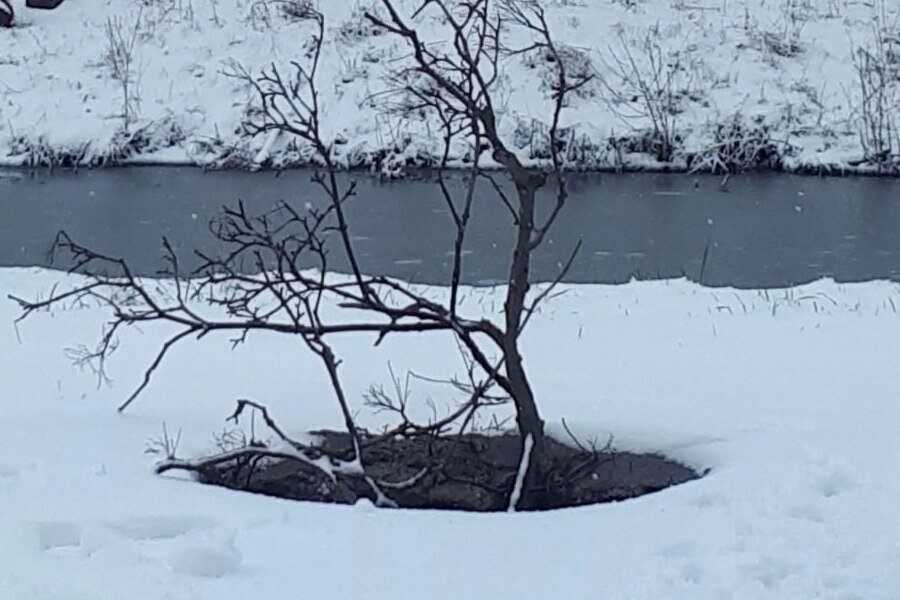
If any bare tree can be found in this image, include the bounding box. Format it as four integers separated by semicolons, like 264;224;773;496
847;19;899;170
11;0;586;510
362;0;590;504
104;8;144;133
599;27;699;163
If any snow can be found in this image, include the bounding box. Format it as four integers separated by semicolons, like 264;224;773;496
1;0;898;173
2;1;898;593
166;530;242;578
3;266;900;598
507;433;533;512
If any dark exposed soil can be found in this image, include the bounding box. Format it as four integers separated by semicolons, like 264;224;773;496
197;431;701;512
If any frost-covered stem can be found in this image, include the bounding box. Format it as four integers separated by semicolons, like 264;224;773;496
507;433;534;512
364;476;399;508
378;466;429;490
155;445;339;481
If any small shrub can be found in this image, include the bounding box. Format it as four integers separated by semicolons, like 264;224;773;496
520;43;597;103
848;20;900;169
599;26;702;162
689;115;790;174
103;10;143;133
336;2;384;45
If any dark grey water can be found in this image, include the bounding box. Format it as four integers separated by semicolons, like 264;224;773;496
1;167;898;287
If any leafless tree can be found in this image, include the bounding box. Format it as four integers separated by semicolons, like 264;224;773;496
362;0;590;504
847;20;899;170
599;27;699;163
11;0;586;510
104;8;144;133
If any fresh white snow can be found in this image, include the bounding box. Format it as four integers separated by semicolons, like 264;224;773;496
3;266;900;598
1;0;898;172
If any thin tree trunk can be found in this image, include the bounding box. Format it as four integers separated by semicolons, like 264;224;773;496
503;178;547;509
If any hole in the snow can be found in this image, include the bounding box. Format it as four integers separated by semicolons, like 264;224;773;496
195;432;702;511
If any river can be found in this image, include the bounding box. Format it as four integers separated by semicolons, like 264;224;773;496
2;167;898;288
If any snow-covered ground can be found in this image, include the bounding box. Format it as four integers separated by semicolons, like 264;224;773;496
3;266;900;598
1;0;899;173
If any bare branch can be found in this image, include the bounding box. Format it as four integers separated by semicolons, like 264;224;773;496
118;327;200;412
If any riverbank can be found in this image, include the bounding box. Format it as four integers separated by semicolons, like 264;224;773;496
1;0;898;175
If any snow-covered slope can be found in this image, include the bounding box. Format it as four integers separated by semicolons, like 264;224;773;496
1;0;898;173
3;267;900;598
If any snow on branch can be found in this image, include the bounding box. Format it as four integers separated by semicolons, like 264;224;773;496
507;433;533;512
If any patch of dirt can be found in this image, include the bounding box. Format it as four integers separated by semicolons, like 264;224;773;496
197;431;701;511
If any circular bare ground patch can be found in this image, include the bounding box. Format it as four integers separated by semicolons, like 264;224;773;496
195;432;701;511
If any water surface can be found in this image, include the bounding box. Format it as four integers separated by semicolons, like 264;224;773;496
1;167;898;287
